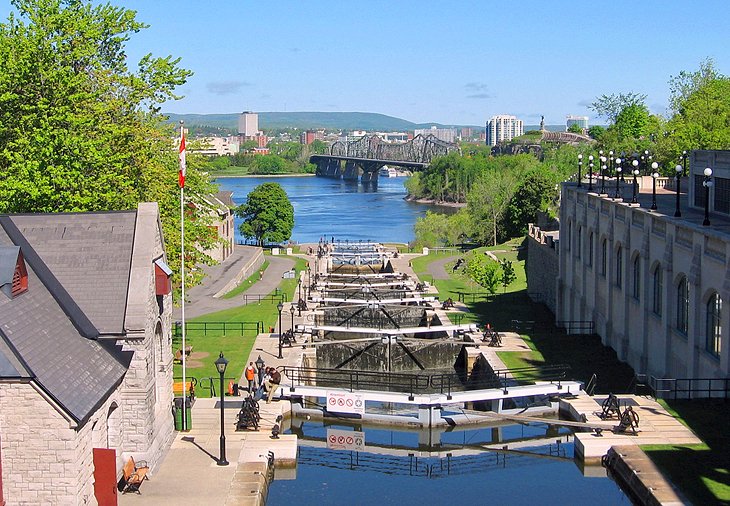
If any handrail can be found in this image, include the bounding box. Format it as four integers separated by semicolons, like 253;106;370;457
649;376;730;400
282;366;433;395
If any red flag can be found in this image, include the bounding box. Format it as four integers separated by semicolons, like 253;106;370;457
178;129;186;188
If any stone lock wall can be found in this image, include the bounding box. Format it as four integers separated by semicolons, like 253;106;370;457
525;224;559;314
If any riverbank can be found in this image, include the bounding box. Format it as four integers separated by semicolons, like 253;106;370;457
404;195;466;208
211;172;316;179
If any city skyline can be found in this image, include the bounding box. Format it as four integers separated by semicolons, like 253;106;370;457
1;0;729;125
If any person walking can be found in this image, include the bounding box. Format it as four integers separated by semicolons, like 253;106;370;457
244;362;257;393
257;359;265;386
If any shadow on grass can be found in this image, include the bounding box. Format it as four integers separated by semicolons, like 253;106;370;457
643;400;730;505
472;289;635;394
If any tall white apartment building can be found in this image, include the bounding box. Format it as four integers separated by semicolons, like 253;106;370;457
486;115;523;146
238;111;259;138
566;115;589;131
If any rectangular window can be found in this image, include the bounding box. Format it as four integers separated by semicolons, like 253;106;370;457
616;248;623;288
714;177;730;214
653;267;663;315
601;240;607;277
587;233;593;268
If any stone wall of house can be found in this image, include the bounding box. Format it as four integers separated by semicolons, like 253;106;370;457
0;382;111;505
526;224;559;315
118;202;174;471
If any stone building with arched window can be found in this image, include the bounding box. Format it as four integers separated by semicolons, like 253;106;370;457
0;202;174;505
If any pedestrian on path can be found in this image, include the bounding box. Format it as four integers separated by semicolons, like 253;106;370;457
258;270;263;281
244;362;257;392
257;359;265;386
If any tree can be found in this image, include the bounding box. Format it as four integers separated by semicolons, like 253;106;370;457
613;103;650;140
0;0;216;291
250;155;289;174
499;258;516;293
589;92;647;123
465;253;500;295
467;169;518;246
567;123;583;134
502;169;556;238
235;183;294;246
588;125;606;140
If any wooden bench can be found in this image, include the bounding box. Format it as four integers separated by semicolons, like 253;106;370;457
121;456;149;494
172;378;196;399
173;345;193;364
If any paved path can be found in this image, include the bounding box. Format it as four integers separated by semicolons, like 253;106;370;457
176;251;295;319
426;254;460;280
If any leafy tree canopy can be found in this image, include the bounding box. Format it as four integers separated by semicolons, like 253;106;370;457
235;183;294;246
0;0;217;291
589;92;647;123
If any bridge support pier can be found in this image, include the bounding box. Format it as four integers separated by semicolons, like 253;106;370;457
315;158;342;178
360;161;383;183
343;161;359;180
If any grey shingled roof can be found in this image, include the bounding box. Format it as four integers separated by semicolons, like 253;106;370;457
0;219;129;424
0;330;31;378
8;212;136;334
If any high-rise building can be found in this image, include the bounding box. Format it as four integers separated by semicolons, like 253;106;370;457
414;126;457;144
238;111;259;138
566;115;589;131
486;115;523;146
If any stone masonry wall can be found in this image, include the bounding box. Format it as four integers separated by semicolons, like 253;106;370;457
526;224;559;315
0;383;97;505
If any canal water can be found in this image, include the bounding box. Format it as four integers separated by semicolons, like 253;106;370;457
267;419;627;505
215;175;453;244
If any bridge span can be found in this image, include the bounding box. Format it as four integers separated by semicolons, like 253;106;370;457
311;133;459;182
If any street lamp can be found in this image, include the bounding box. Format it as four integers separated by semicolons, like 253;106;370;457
614;157;623;199
277;301;284;359
674;164;683;217
682;150;688;173
255;355;265;387
650;162;659;211
599;155;607;194
214;352;229;466
297;278;302;316
289;303;295;336
577;154;583;187
703;167;713;226
609;150;614;173
588;155;594;191
631;159;640;204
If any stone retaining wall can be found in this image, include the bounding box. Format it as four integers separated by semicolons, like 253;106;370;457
525;224;559;314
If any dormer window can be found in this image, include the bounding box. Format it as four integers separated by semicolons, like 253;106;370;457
0;246;27;299
12;251;28;296
154;258;172;296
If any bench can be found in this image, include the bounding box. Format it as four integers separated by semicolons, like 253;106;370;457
173;345;193;363
172;378;196;400
121;456;149;494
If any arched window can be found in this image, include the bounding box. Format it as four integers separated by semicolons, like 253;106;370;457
652;265;663;315
706;293;722;357
615;246;623;288
632;255;640;300
588;232;594;268
676;276;689;333
567;222;572;252
601;239;607;277
577;227;582;259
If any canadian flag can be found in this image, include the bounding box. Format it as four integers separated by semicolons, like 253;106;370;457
178;128;186;188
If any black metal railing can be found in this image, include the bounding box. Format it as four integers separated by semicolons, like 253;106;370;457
649;376;730;400
283;366;431;396
555;320;595;335
174;321;265;338
242;292;287;304
490;364;571;389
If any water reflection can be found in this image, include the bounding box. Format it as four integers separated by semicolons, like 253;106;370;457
267;417;628;505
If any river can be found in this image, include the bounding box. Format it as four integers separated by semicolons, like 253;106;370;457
215;175;454;244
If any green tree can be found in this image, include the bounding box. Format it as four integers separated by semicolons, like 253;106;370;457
465;253;500;295
567;123;583;134
235;183;294;246
613;103;650;140
503;169;556;238
467;169;518;246
589;92;647;123
588;125;606;140
499;258;516;293
250;155;289;174
0;0;216;291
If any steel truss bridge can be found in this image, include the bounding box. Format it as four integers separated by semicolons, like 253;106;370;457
310;134;460;183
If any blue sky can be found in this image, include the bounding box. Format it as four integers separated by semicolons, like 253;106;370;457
2;0;729;126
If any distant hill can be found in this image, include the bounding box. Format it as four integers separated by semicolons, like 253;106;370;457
165;111;481;133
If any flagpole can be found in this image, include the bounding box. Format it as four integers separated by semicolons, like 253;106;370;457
179;120;188;431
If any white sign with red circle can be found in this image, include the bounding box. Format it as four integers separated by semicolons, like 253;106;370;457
326;391;365;415
326;428;365;452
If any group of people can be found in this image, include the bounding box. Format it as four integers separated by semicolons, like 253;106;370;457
243;361;281;404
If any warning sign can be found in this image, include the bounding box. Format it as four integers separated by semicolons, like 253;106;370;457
327;428;365;452
326;391;365;415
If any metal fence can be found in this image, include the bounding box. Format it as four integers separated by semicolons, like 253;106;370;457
174;321;265;338
646;375;730;400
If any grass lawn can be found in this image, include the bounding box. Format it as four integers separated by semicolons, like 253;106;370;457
174;256;308;396
642;399;730;505
221;260;270;299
